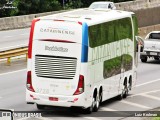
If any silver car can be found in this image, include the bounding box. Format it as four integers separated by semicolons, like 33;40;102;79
89;2;116;10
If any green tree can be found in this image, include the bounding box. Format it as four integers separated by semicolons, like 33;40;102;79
39;0;62;13
13;0;62;15
65;0;83;9
0;0;9;17
0;0;6;7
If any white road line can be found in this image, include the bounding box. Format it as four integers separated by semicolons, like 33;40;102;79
136;78;160;87
20;33;29;36
129;89;160;97
100;107;129;117
0;44;27;52
141;94;160;101
100;107;117;111
84;117;102;120
120;100;151;109
4;36;12;38
0;69;27;76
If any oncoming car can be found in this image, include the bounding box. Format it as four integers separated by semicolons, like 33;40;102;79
89;2;116;10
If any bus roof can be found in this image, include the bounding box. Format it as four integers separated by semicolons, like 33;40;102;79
39;9;134;26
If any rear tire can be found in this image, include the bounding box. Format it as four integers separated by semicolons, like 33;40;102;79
93;95;100;112
154;57;159;60
37;104;45;110
128;79;132;91
117;83;128;100
123;84;128;98
84;98;94;114
117;91;123;100
99;90;103;105
141;57;147;62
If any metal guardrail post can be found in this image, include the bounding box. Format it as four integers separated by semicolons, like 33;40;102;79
7;57;11;65
26;53;28;61
0;47;28;65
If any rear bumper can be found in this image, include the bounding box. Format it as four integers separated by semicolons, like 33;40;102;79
140;51;160;58
26;89;90;108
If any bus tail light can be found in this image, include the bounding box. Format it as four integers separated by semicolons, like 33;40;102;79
73;75;84;95
26;71;35;92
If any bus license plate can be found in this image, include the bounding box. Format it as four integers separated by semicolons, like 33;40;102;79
49;97;58;101
150;52;157;56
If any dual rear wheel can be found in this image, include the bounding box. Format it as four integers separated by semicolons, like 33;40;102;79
85;90;102;114
117;81;129;100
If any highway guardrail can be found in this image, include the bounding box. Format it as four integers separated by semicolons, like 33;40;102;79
0;47;28;65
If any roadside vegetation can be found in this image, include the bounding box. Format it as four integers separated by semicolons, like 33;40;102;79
0;0;133;17
153;117;160;120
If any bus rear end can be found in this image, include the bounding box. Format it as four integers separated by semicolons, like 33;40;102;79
26;18;89;108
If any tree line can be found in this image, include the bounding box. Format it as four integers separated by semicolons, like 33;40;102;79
0;0;133;17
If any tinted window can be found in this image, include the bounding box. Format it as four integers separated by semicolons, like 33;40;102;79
89;17;132;48
149;33;160;39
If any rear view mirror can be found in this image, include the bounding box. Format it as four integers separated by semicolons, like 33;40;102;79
135;36;144;52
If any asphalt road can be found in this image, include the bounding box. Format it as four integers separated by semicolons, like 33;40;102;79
0;58;160;120
0;28;29;51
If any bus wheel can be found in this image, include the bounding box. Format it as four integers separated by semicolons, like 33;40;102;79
99;90;103;105
154;57;159;60
84;98;95;114
123;84;128;98
117;91;123;100
117;84;128;100
128;79;132;91
141;57;147;62
37;104;45;110
93;95;100;112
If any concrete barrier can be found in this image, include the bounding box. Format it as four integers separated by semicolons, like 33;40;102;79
0;10;67;31
134;6;160;27
139;24;160;38
115;0;160;11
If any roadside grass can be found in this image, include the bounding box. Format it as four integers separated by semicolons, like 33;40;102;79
153;117;160;120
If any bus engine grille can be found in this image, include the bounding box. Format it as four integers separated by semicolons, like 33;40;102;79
35;55;77;79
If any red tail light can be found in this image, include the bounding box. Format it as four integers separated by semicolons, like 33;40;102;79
28;19;40;59
26;71;35;92
73;75;84;95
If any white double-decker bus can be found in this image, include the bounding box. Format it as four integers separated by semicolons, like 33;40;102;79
26;8;138;113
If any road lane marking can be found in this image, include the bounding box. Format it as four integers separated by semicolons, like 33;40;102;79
0;69;26;76
0;44;27;52
120;100;151;109
20;33;29;36
4;36;12;38
99;107;129;117
129;89;160;97
84;117;102;120
140;94;160;101
136;78;160;87
100;107;117;111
